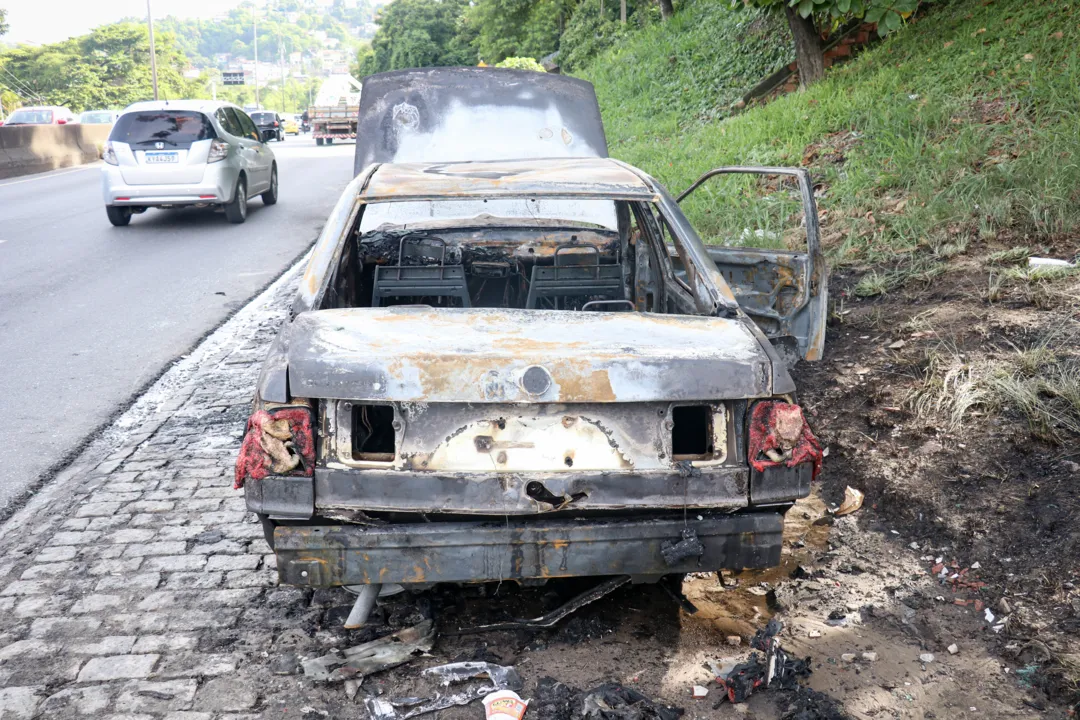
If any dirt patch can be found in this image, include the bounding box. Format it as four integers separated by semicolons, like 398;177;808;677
792;237;1080;711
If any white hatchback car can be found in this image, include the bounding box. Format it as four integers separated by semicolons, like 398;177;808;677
101;100;278;226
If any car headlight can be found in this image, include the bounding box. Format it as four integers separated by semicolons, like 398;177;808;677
208;138;229;163
102;141;118;166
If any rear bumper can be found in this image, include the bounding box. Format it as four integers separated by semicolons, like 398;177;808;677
101;164;237;206
274;512;784;586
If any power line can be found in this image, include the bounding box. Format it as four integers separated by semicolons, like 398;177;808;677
0;66;46;103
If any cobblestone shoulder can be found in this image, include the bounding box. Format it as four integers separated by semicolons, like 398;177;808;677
0;261;351;719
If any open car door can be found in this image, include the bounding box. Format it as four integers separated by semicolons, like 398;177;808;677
676;167;827;363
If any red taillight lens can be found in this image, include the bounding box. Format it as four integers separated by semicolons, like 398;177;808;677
273;121;279;127
748;401;822;479
234;406;315;489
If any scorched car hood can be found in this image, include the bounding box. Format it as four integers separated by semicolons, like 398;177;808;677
286;307;775;403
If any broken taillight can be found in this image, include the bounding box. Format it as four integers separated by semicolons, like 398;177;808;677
747;401;823;480
234;406;315;490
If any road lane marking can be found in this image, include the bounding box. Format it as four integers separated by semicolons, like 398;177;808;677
0;164;99;189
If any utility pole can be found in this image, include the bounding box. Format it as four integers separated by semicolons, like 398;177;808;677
147;0;160;100
279;37;286;112
253;4;260;108
211;77;217;101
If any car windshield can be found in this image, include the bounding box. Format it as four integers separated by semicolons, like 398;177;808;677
6;109;53;124
80;111;114;124
251;112;274;124
109;111;216;148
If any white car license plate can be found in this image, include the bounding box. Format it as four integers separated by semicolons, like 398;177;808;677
145;151;179;164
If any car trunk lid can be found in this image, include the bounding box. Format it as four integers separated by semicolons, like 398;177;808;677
287;307;774;403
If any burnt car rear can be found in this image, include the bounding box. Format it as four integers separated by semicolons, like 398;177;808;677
236;69;827;605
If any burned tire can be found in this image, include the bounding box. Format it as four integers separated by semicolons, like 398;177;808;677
261;164;278;206
106;205;132;227
223;176;248;224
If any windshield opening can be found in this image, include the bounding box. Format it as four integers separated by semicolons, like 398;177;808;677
109;111;216;149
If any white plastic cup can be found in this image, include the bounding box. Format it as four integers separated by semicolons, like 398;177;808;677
483;690;529;720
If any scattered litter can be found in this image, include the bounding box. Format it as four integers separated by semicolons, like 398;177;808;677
691;685;709;699
919;653;934;663
970;561;981;569
456;576;630;634
997;598;1013;615
808;630;822;639
984;608;996;624
303;619;436;682
747;586;769;597
365;662;525;720
834;487;864;517
484;690;529;720
888;339;907;350
1028;256;1076;268
861;652;878;662
581;683;683;720
840;654;856;662
716;620;811;704
948;644;959;655
725;636;742;647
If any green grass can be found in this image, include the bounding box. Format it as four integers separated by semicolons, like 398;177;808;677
577;0;1080;258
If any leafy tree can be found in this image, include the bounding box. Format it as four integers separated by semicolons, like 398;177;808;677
733;0;923;86
468;0;575;64
0;23;197;111
361;0;473;75
0;8;8;38
495;56;546;71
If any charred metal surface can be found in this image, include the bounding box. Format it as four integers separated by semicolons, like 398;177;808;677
274;512;784;586
287;307;773;404
245;475;314;519
326;401;731;474
313;466;748;514
353;68;609;176
675;167;827;363
749;461;813;506
359;158;659;203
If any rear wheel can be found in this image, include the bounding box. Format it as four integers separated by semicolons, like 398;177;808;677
262;165;278;206
326;137;334;145
316;137;324;146
106;205;132;227
223;176;248;224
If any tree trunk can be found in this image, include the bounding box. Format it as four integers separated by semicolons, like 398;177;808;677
783;5;824;87
658;0;673;21
620;0;627;24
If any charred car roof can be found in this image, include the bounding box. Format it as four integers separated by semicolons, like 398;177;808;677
358;157;658;202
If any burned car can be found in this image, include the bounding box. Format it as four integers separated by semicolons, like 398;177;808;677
236;68;827;622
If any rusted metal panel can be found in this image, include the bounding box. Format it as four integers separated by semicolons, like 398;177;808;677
313;467;747;514
675;167;828;363
359;158;657;203
353;68;608;176
328;401;732;474
274;512;784;586
286;307;773;404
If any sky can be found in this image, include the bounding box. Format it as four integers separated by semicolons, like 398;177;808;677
3;0;247;45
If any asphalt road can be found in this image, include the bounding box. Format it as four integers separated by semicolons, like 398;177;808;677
0;134;355;512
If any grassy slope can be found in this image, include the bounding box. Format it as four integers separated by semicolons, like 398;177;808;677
577;1;792;154
581;0;1080;262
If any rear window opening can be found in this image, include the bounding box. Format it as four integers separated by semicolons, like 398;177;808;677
672;405;714;460
110;111;216;149
251;112;275;124
352;404;396;462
